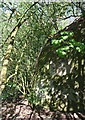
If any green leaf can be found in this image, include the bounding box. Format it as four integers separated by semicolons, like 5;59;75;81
63;46;70;51
51;28;56;35
62;35;69;40
61;51;67;55
63;7;68;10
69;39;75;42
60;31;69;35
13;84;16;87
69;44;74;48
33;100;37;104
52;39;62;45
60;12;65;16
51;40;56;44
56;50;66;57
67;9;72;13
55;40;59;44
56;49;59;53
69;32;73;36
76;47;81;52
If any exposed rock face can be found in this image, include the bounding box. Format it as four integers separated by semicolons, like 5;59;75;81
35;16;85;113
36;16;85;75
49;59;75;76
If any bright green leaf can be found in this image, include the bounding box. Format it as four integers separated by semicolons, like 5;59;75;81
76;47;81;52
61;51;67;55
62;35;69;40
60;31;69;35
69;32;73;36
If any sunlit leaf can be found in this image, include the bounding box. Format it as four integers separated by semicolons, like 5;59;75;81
62;35;69;40
69;32;73;36
60;31;69;35
76;47;81;52
61;51;67;55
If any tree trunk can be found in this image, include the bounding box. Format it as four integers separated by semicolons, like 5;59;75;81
0;2;38;96
0;26;19;95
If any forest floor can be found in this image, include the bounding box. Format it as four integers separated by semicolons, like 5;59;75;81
1;97;85;120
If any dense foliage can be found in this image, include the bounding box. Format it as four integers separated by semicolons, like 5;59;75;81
0;1;85;115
